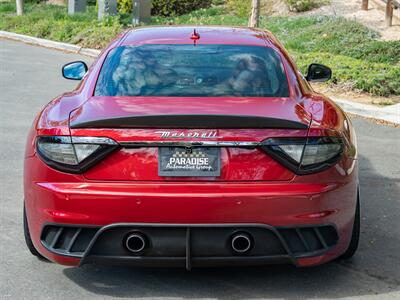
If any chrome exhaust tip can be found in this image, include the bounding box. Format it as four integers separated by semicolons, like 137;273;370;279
231;232;252;254
125;232;147;253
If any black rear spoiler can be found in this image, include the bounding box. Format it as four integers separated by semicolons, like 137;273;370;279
70;114;308;129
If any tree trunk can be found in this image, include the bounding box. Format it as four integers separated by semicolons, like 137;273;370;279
98;0;117;20
249;0;260;28
361;0;368;10
16;0;23;15
385;0;393;27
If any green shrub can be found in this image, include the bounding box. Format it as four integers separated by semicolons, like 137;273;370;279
286;0;328;12
294;52;400;96
0;3;122;49
151;6;246;25
32;19;52;37
265;16;399;64
117;0;132;14
0;1;16;12
344;40;400;64
212;0;226;5
226;0;251;18
151;0;212;16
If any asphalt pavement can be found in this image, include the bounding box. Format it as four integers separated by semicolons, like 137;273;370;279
1;39;399;299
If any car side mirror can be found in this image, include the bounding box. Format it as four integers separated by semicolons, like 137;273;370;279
305;63;332;82
62;61;88;80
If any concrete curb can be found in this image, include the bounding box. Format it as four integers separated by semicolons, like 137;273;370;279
0;31;100;57
332;98;400;125
1;31;399;125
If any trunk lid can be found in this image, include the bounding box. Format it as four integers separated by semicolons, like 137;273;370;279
70;96;311;181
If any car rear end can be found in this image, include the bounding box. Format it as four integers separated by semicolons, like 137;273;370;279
24;30;358;268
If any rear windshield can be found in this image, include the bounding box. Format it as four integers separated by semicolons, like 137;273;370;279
94;44;290;97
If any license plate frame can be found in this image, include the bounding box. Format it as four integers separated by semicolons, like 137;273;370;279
158;147;221;177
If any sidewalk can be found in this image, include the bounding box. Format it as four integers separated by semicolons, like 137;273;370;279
1;30;399;126
0;30;100;57
332;98;400;125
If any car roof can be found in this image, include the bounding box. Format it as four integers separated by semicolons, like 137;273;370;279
120;26;278;47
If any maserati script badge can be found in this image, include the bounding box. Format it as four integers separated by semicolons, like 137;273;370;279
155;131;218;139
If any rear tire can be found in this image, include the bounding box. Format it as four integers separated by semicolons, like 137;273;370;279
23;204;48;261
340;191;360;259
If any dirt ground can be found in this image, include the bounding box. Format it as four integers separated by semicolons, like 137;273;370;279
304;0;400;40
261;0;291;16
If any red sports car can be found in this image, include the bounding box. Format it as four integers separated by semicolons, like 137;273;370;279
24;26;359;269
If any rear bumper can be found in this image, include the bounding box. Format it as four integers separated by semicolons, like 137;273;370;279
41;223;339;269
25;176;358;267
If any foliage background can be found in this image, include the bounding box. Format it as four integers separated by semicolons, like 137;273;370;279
151;0;212;16
0;1;399;96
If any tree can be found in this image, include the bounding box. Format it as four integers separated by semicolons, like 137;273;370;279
361;0;368;10
248;0;260;28
16;0;23;15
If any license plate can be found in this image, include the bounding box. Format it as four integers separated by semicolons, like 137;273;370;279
158;147;220;177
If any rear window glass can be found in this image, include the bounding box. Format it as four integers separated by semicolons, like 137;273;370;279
94;44;290;97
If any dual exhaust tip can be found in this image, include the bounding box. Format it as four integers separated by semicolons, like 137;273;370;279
124;231;253;255
125;232;147;253
231;232;253;254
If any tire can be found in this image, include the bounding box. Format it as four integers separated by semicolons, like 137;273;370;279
340;191;360;259
23;204;48;261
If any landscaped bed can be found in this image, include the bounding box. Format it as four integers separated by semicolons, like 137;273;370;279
1;2;399;97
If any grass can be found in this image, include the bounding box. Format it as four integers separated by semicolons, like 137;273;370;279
285;0;329;12
0;3;123;47
1;2;399;96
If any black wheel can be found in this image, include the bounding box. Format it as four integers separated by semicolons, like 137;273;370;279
340;191;360;259
23;204;48;261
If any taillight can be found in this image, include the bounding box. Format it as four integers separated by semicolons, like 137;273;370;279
36;136;119;173
260;137;343;175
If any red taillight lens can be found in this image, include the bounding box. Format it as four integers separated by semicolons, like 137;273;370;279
260;137;343;175
36;136;119;173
